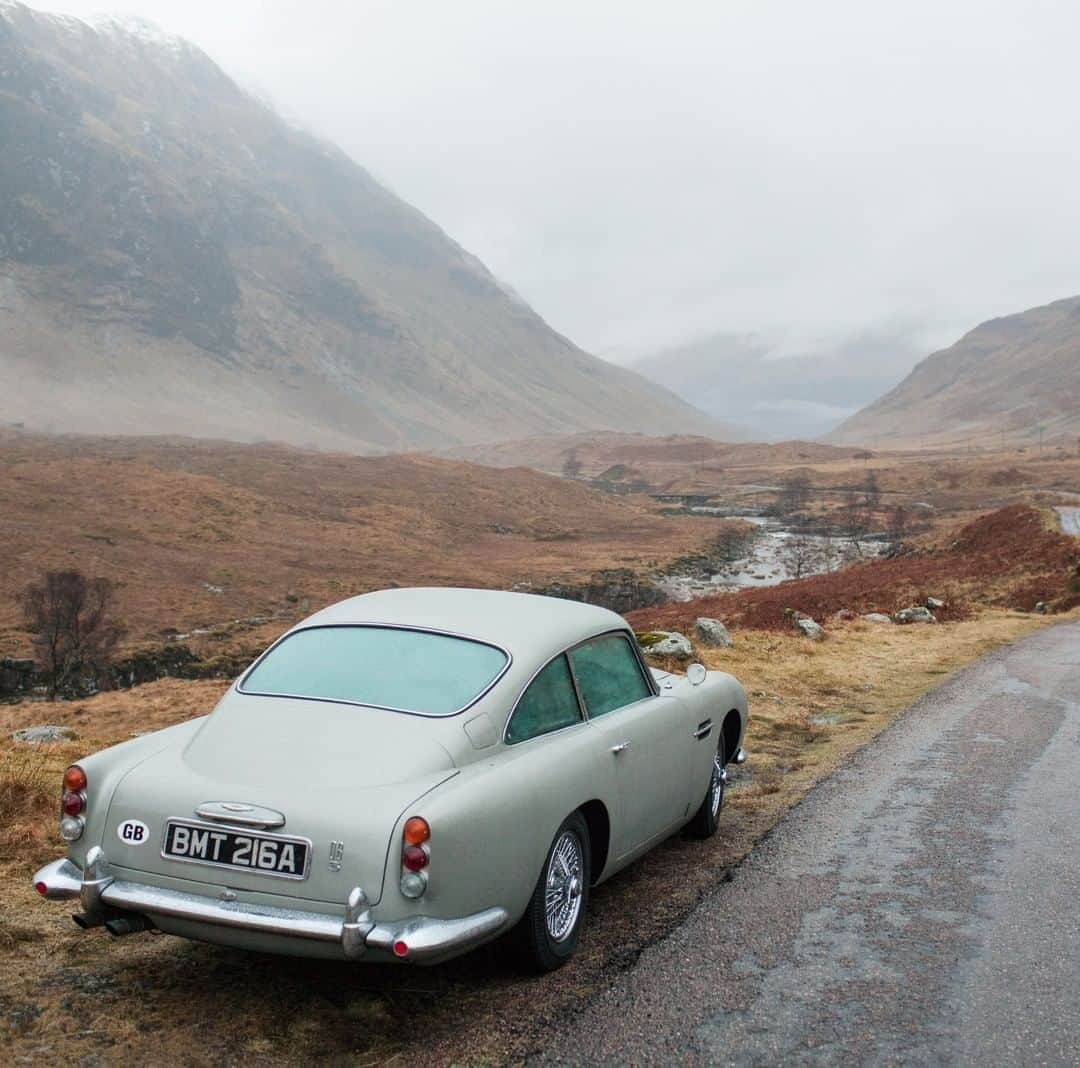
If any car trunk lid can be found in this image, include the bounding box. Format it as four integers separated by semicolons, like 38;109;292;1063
103;694;456;905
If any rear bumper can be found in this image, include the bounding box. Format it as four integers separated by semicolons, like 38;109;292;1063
32;848;508;964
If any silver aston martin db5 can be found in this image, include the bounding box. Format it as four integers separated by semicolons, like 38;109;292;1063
33;587;747;970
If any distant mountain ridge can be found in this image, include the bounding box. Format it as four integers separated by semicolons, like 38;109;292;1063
827;296;1080;448
629;328;924;441
0;2;715;450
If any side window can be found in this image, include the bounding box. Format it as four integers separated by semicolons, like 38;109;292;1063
570;633;652;718
506;654;582;744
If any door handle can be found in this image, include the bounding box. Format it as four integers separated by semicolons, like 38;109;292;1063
610;741;631;754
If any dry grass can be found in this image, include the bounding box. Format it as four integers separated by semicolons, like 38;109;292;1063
0;608;1071;1065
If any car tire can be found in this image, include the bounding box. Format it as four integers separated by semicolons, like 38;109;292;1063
517;811;591;972
686;738;726;839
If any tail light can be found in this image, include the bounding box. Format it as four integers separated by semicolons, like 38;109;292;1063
59;765;86;842
400;815;430;899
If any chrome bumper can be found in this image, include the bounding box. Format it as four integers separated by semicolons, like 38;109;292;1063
733;746;747;764
33;847;508;963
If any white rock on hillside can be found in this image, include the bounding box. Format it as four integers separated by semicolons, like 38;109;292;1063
640;631;693;659
694;618;734;647
862;612;894;624
894;606;938;624
13;725;78;743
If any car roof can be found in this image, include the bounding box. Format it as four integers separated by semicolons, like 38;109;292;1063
293;587;629;656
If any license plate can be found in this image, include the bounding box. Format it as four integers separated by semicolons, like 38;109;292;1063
162;820;310;880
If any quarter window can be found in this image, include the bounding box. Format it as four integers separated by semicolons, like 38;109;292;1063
506;654;582;744
570;634;651;718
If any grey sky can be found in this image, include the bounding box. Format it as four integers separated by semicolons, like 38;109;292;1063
41;1;1080;370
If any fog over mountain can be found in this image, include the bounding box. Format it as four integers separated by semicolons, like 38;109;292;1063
0;1;718;449
34;0;1080;389
630;326;927;440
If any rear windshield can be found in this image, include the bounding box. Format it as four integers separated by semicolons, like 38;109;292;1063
240;626;509;716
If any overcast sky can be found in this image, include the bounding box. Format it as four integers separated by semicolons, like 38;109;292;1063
40;1;1080;369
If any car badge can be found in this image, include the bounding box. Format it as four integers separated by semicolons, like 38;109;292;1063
328;840;345;872
221;803;254;813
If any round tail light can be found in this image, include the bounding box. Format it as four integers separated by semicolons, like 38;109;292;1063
34;881;48;896
63;765;87;793
403;817;430;845
393;940;409;958
402;844;429;872
61;790;85;816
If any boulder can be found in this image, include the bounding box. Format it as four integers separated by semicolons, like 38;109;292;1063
783;608;825;640
833;609;857;622
694;617;734;648
13;725;78;744
861;612;894;624
795;616;826;641
894;606;937;624
638;631;693;659
925;596;946;610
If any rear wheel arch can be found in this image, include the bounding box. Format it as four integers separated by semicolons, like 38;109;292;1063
721;709;742;766
577;799;610;883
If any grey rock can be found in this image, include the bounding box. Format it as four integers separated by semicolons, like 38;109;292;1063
1034;601;1049;615
795;616;825;641
926;597;946;610
13;725;78;743
862;612;894;624
894;605;938;624
640;631;694;659
694;617;734;648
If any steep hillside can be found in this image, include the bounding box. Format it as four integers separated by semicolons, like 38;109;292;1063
0;3;712;450
828;296;1080;448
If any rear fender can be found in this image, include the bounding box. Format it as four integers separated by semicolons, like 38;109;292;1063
378;732;616;926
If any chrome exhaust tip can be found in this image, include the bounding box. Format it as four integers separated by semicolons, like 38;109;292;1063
733;747;747;764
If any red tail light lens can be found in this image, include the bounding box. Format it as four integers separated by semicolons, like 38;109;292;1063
34;881;47;896
61;791;85;816
402;844;429;871
63;765;87;793
393;940;408;957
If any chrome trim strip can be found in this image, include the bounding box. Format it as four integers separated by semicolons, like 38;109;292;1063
235;622;513;719
104;879;345;942
159;818;313;881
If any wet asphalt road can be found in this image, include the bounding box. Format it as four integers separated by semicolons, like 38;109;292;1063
539;620;1080;1067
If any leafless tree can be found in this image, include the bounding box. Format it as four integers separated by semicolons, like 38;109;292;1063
19;570;125;698
861;470;882;512
781;533;826;579
887;504;909;542
775;473;812;516
561;450;583;479
842;504;875;558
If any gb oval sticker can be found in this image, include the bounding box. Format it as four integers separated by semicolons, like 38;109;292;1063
117;819;151;846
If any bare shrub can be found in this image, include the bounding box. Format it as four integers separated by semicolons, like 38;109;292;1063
18;570;126;698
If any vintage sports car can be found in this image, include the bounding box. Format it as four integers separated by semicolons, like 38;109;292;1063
33;588;747;970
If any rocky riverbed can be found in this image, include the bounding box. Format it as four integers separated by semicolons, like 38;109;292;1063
658;517;891;602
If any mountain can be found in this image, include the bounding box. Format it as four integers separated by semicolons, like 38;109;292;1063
630;327;923;440
0;3;714;451
827;296;1080;448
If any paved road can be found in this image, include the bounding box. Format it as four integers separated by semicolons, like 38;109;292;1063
1057;506;1080;535
540;620;1080;1067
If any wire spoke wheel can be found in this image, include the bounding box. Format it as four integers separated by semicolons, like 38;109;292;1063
544;830;584;942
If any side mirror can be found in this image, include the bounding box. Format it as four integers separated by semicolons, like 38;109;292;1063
687;662;707;686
